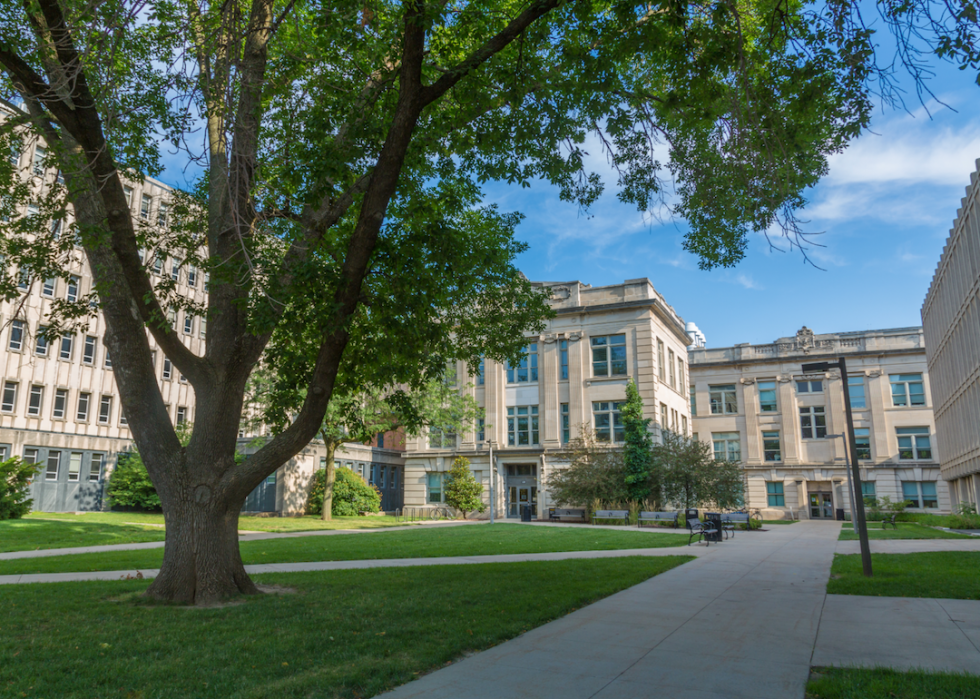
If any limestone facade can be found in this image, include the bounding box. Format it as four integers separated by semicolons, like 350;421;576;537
689;327;950;519
921;159;980;511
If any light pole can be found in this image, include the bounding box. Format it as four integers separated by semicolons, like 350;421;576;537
486;438;495;525
803;358;873;577
827;434;858;530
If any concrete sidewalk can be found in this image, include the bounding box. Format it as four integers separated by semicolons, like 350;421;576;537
0;545;706;585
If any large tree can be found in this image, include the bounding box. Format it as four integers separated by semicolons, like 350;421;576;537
0;0;910;603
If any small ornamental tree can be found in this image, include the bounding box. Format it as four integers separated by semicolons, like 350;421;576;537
622;379;654;503
0;457;40;520
548;428;629;509
106;451;163;511
654;431;744;511
443;457;485;519
305;467;381;517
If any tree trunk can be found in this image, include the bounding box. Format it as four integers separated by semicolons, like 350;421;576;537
321;437;337;521
144;484;257;606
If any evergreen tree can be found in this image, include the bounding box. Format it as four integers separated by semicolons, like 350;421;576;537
443;457;485;520
621;379;654;502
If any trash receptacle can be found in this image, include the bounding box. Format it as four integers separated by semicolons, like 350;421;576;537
520;504;532;522
685;508;699;527
836;508;845;521
704;512;724;542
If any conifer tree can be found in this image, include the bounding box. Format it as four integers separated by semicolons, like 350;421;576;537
621;379;654;503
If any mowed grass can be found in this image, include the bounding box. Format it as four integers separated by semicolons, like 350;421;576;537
838;523;976;540
807;666;980;698
828;552;980;600
0;556;691;699
0;523;688;576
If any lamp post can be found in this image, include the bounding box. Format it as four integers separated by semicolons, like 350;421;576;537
827;435;858;531
802;358;873;576
486;438;495;525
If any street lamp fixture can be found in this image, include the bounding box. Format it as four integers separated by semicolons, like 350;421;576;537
802;359;873;577
485;438;496;525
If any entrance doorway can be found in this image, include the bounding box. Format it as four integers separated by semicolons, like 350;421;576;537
505;464;537;518
809;492;834;519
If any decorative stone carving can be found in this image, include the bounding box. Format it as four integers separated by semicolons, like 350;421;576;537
868;370;882;378
566;331;583;342
550;285;570;301
796;326;815;352
778;375;792;383
740;378;755;385
543;333;559;344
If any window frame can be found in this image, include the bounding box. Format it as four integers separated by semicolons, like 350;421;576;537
766;481;785;507
854;428;871;461
709;384;738;415
593;401;625;443
507;405;540;446
796;379;824;394
712;432;741;462
897;427;931;461
890;373;926;408
1;381;18;412
762;430;781;462
427;472;444;503
591;334;627;378
758;380;777;412
59;334;74;361
559;339;569;380
27;385;43;417
799;406;827;439
76;392;91;422
505;343;539;383
52;388;68;419
8;319;24;351
848;376;867;409
98;395;112;425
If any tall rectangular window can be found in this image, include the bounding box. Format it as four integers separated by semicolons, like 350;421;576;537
559;340;569;380
476;356;485;385
593;402;624;443
428;426;456;448
799;406;827;439
45;451;60;480
897;427;931;460
861;481;876;503
709;384;737;414
758;381;777;412
690;384;697;416
89;453;104;481
27;385;43;416
200;317;207;339
35;327;48;356
427;472;443;503
848;376;867;409
902;481;938;509
854;428;871;460
176;406;187;425
890;373;925;407
82;335;96;365
98;395;112;424
476;418;485;443
123;186;133;207
66;275;79;302
8;319;24;351
157;202;168;227
677;358;685;386
32;146;45;175
59;334;74;361
183;314;194;335
187;265;197;287
681;415;688;435
657;339;665;381
104;350;112;369
668;348;676;388
163;358;173;379
712;432;741;461
76;392;91;421
153;254;164;274
52;388;67;419
507;405;539;445
660;402;668;431
591;334;627;377
560;403;569;443
23;448;38;466
762;431;781;462
796;379;823;394
41;277;55;297
506;343;538;383
1;381;17;412
140;194;152;220
766;482;785;506
68;452;82;482
171;259;180;282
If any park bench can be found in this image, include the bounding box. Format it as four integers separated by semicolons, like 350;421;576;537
592;509;630;526
638;511;679;528
722;513;751;538
549;507;587;523
686;519;719;546
881;513;899;530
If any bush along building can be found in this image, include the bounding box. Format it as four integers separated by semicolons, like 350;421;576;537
689;326;950;519
402;279;694;519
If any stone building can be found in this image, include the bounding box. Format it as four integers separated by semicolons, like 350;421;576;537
401;279;693;519
921;159;980;511
689;327;950;519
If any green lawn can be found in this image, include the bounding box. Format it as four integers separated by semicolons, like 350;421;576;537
828;552;980;600
838;523;975;541
807;667;980;698
0;556;691;699
0;523;688;576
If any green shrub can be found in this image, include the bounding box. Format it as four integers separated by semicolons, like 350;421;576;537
305;467;381;516
443;457;485;519
105;452;161;511
0;457;41;520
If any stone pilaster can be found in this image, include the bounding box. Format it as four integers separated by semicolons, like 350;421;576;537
541;334;560;448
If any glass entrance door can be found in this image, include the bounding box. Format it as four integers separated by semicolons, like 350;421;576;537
809;492;833;519
507;485;538;517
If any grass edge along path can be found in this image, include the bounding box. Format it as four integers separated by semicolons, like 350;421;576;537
0;556;692;699
838;522;975;541
828;551;980;600
0;523;689;576
807;666;980;699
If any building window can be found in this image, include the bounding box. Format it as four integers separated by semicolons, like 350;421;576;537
183;313;194;335
593;401;624;443
140;194;151;220
8;319;24;351
758;381;777;412
68;452;82;482
32;146;45;176
390;467;398;489
163;358;173;380
45;451;60;481
41;277;55;297
59;334;74;361
188;265;197;287
712;432;741;461
1;381;17;412
82;335;96;365
559;340;569;380
153;254;164;274
890;373;925;407
379;466;386;489
428;426;456;449
119;410;128;426
690;384;697;416
476;356;485;385
796;379;823;393
377;432;386;449
17;266;30;289
681;414;688;435
104;350;112;369
176;406;187;425
35;328;48;356
427;472;444;503
560;404;569;443
476;418;485;443
171;259;180;282
861;481;876;504
657;339;665;382
854;428;871;460
848;376;866;409
27;385;43;417
89;453;104;481
799;406;827;439
200;317;207;339
766;482;785;507
902;481;938;509
179;373;187;383
507;405;539;445
668;348;676;388
98;395;112;424
23;447;38;466
157;202;168;227
52;389;67;419
77;392;91;421
66;275;79;302
762;431;781;462
897;427;931;460
709;384;737;414
506;343;538;383
592;334;627;377
660;402;668;431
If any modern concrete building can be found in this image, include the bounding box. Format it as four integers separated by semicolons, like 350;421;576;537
402;279;693;519
689;327;950;519
922;160;980;512
1;121;403;514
